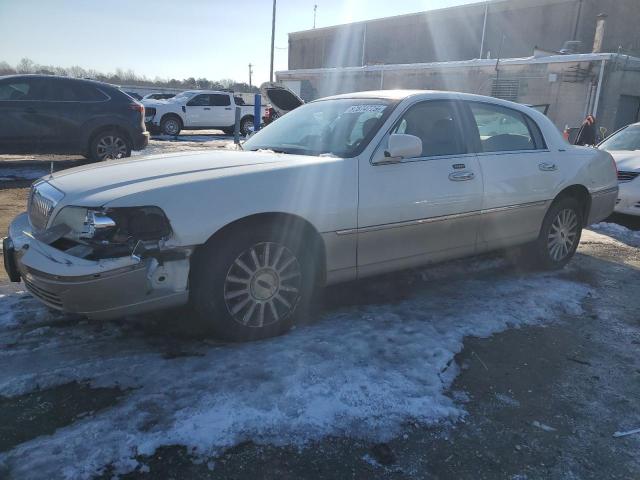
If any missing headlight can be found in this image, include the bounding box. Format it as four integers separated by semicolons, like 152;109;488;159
49;205;172;258
107;207;172;241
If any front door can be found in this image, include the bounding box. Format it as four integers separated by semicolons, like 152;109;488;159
184;94;213;127
463;101;562;251
357;100;484;278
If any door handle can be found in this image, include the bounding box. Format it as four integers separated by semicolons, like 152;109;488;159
24;107;37;113
203;107;211;110
539;162;557;171
225;107;232;110
449;171;475;181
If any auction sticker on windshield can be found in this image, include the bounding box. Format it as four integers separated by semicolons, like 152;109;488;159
344;104;387;113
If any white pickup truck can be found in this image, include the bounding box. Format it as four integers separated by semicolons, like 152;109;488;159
142;90;264;136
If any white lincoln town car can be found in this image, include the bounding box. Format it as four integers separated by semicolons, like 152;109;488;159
3;91;618;341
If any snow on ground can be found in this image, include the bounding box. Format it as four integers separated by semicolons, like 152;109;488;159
0;257;592;480
589;222;640;247
0;165;50;182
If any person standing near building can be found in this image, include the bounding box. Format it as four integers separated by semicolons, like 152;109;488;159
574;115;597;146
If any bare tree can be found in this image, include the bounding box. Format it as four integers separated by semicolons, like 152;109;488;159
0;58;260;93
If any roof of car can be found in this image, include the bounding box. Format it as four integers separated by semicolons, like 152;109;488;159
320;89;545;112
0;74;117;88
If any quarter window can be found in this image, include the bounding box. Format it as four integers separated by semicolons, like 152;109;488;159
392;101;466;157
469;103;544;152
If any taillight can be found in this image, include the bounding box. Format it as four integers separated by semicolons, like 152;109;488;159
129;103;144;114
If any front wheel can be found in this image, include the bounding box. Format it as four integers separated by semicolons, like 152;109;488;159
160;116;182;136
526;197;583;269
191;224;317;341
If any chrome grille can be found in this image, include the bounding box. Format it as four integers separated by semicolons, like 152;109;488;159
27;182;64;232
617;171;640;183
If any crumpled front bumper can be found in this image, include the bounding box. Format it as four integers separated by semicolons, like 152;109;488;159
3;213;190;319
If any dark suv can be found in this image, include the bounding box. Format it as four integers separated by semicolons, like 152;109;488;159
0;75;149;161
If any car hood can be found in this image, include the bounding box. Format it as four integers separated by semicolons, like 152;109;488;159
47;150;338;207
607;150;640;172
260;82;304;116
141;99;170;107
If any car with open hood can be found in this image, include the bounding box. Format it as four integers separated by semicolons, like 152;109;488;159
260;82;304;125
3;90;618;341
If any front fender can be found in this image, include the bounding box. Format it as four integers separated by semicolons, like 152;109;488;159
102;161;359;248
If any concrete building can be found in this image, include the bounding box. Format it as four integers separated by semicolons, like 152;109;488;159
278;52;640;136
278;0;640;134
288;0;640;69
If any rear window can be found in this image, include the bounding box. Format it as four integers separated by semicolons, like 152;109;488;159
211;94;231;106
47;81;108;101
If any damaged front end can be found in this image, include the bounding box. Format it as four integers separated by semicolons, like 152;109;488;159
43;205;176;261
5;188;192;319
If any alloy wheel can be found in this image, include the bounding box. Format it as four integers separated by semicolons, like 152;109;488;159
223;242;302;328
547;208;578;262
96;135;128;160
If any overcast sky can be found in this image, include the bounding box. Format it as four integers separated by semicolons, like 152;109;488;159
1;0;480;85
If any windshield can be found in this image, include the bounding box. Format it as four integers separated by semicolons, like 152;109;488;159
243;98;396;157
599;125;640;151
169;91;193;102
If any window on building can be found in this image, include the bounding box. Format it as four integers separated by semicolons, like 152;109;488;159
491;79;520;102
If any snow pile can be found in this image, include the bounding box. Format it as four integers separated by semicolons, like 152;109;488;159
589;222;640;247
0;264;591;479
132;136;236;157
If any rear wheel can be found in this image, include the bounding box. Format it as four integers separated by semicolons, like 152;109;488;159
240;116;254;136
89;130;131;162
191;223;317;341
525;197;583;269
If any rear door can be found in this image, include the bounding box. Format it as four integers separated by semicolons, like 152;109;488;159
209;93;234;127
357;99;484;277
463;101;562;250
37;78;110;152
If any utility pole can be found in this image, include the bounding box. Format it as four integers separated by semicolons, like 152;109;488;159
248;63;253;88
313;4;318;29
269;0;277;83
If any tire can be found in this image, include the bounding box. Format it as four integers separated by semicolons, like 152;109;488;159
160;115;182;136
240;116;254;136
191;222;318;341
525;196;583;270
89;130;132;162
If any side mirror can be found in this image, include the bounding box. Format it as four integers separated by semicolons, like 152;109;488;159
384;134;422;161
